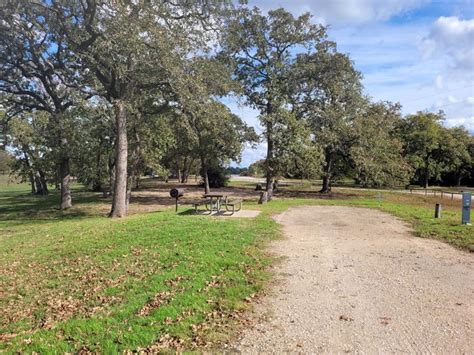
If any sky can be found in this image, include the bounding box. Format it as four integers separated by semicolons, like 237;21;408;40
228;0;474;167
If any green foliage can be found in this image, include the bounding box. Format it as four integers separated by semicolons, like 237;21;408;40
222;6;330;187
400;112;472;187
247;160;266;177
201;164;230;188
351;102;412;187
0;150;12;173
291;49;364;189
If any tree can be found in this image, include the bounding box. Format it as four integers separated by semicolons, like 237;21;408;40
351;102;412;187
8;112;52;194
0;150;12;174
247;160;266;177
439;127;473;186
292;50;364;192
0;1;85;209
399;111;447;188
49;0;229;217
222;6;329;197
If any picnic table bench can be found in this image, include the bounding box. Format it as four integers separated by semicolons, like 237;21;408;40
223;197;242;213
188;198;212;213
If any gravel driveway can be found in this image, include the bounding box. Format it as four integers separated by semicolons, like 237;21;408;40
232;206;474;353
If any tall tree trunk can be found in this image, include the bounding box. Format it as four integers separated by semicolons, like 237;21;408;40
40;170;49;195
30;174;36;194
59;157;72;209
92;139;103;192
110;100;128;218
34;172;44;195
321;175;331;193
200;155;210;194
181;157;188;184
265;120;274;200
126;175;132;210
320;152;333;193
108;156;115;194
182;157;194;184
456;173;462;187
23;152;36;194
35;170;48;195
423;169;429;189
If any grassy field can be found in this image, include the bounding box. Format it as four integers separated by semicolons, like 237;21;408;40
1;175;472;352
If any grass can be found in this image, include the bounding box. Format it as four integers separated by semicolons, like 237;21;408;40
1;175;472;352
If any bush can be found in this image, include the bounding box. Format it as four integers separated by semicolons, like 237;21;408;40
202;165;229;188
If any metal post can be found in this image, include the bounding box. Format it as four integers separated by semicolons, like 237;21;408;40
462;192;471;225
175;197;179;212
435;204;442;218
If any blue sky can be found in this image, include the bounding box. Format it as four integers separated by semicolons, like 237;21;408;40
228;0;474;167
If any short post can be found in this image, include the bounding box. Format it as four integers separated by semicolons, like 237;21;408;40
462;192;471;225
434;203;442;218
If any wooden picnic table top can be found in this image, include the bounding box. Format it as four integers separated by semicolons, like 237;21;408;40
203;193;231;198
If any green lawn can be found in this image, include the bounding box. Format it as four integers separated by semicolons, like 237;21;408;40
1;176;472;352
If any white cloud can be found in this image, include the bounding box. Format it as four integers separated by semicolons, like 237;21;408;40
248;0;427;25
421;16;474;74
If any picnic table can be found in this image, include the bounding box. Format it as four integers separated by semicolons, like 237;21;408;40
203;193;227;212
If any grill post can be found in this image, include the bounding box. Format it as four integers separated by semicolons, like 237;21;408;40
170;188;184;213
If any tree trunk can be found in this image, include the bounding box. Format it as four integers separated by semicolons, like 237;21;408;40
200;155;210;194
321;175;331;193
423;169;429;189
34;172;43;195
59;157;72;209
108;156;115;195
35;170;48;195
40;170;48;194
110;100;128;218
320;152;333;193
30;174;36;194
92;139;103;192
456;173;462;187
126;175;132;210
265;120;274;200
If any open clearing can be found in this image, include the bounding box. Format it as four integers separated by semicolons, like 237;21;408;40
1;176;472;352
233;206;474;353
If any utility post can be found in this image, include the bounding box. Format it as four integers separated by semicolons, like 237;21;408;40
462;192;471;225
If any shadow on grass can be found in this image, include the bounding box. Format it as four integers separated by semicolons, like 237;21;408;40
0;188;106;226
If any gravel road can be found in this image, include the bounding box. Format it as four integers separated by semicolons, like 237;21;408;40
232;206;474;353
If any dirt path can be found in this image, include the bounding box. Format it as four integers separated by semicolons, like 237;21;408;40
233;206;474;353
